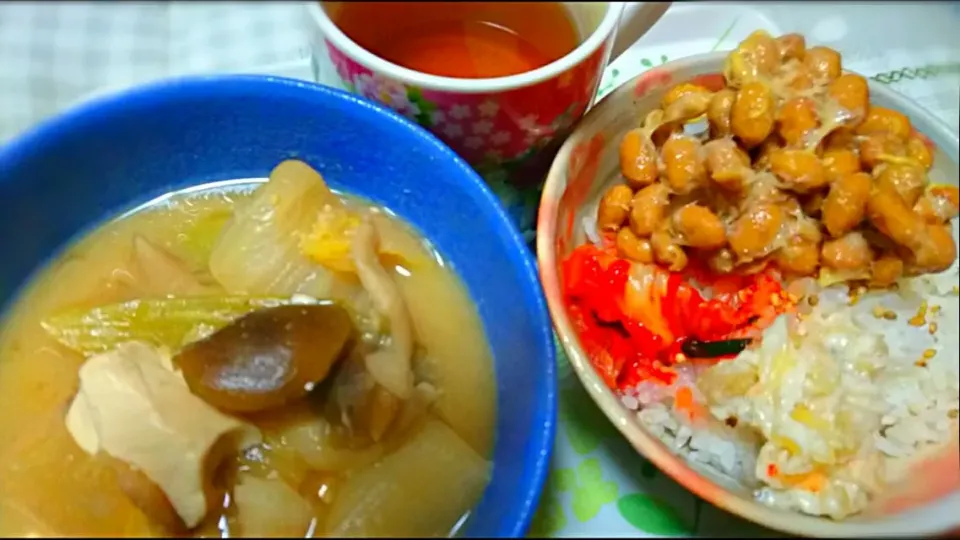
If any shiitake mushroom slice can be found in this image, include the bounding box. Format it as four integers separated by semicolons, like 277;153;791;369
174;303;353;413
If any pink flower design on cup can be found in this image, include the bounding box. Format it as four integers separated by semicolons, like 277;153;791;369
353;73;421;121
310;1;672;235
322;38;605;174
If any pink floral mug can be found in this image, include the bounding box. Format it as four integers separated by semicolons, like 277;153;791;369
305;2;669;236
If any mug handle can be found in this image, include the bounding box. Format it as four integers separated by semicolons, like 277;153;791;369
609;2;672;61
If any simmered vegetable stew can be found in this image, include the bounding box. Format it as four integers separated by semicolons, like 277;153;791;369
0;160;496;537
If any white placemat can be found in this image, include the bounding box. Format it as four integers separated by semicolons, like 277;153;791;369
753;1;960;134
1;2;957;142
0;1;314;142
599;2;960;133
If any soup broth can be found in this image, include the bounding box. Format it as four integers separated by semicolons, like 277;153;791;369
324;1;580;79
0;162;496;537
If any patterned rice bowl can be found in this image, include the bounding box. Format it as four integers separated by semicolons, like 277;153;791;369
536;51;960;537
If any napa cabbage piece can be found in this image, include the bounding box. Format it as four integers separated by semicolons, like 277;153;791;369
325;417;490;537
208;159;356;300
701;310;891;519
173;207;234;271
241;403;398;478
232;475;315;538
282;420;386;473
698;360;758;405
129;236;217;297
97;235;218;300
623;263;673;343
41;295;314;355
259;410;386;473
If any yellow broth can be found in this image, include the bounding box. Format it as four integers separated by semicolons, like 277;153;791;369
0;182;497;537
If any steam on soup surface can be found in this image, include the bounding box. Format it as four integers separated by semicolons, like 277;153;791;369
0;160;496;537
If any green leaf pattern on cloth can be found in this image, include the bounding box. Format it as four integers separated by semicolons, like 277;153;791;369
571;458;620;522
559;382;619;456
479;167;541;242
869;63;960;85
641;459;659;479
530;459;620;534
598;55;672;100
529;467;575;536
529;494;567;537
617;493;693;535
554;467;577;492
405;86;437;128
639;54;670;68
596;68;621;100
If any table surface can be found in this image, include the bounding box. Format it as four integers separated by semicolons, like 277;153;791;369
0;2;958;536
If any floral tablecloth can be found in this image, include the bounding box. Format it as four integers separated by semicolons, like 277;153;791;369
0;2;957;537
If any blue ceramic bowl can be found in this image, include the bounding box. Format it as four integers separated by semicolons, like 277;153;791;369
0;75;557;537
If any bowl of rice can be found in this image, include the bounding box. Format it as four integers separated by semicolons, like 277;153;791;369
537;30;960;537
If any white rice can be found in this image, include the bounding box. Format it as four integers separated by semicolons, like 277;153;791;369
621;220;960;520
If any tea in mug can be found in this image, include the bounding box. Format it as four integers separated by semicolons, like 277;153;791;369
324;1;580;79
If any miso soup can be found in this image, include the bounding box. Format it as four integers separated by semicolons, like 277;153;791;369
0;160;497;537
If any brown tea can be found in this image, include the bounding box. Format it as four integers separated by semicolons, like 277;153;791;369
324;2;580;79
